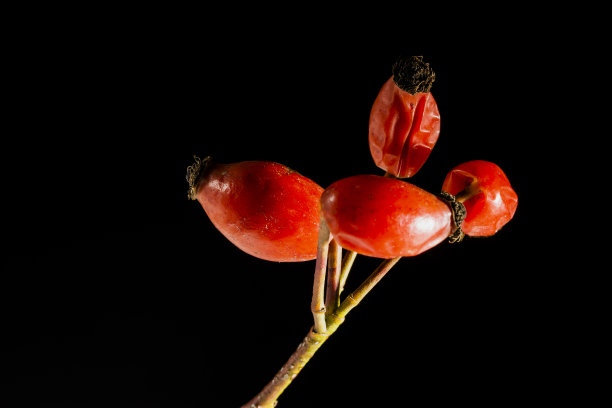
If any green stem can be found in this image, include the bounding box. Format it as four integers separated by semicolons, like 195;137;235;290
241;257;402;408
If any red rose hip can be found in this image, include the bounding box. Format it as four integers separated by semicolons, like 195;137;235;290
321;175;451;258
441;160;518;237
187;157;324;262
369;56;441;178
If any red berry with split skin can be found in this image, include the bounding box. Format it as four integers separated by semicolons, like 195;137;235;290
442;160;518;237
187;157;323;262
320;175;452;259
369;56;441;178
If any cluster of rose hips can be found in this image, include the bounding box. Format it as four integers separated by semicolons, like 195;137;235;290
187;56;517;263
186;56;518;407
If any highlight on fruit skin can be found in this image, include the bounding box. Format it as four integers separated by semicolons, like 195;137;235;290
320;174;452;259
441;160;518;237
369;55;441;178
187;156;324;262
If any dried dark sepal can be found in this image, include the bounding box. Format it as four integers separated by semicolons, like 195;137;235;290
186;155;213;200
438;191;466;243
392;55;435;94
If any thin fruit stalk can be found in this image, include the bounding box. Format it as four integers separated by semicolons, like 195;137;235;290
311;214;331;334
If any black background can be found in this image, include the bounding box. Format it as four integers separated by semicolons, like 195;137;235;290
2;15;581;408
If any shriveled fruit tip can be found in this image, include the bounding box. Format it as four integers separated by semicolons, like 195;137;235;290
186;155;213;200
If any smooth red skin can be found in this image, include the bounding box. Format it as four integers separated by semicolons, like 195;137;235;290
321;175;451;259
442;160;518;237
195;161;323;262
369;76;441;178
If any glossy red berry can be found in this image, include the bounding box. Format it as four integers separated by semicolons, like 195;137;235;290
369;56;441;178
187;157;323;262
321;175;451;259
441;160;518;237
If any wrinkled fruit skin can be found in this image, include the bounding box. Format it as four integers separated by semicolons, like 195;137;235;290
369;77;441;178
194;161;323;262
442;160;518;237
321;175;451;259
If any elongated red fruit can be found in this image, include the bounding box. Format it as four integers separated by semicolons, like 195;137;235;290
442;160;518;236
187;157;323;262
369;56;441;178
321;175;451;258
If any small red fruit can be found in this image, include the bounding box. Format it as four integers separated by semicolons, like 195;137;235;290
321;175;451;259
187;157;323;262
369;56;441;178
441;160;518;237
